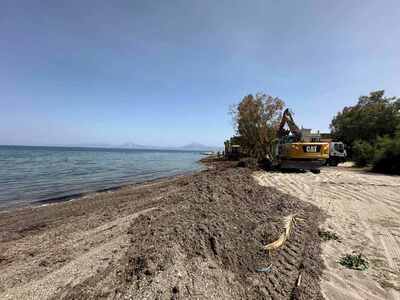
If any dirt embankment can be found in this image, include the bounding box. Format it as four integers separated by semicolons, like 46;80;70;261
0;162;324;299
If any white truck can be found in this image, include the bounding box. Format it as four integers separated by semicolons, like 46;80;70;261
326;142;347;166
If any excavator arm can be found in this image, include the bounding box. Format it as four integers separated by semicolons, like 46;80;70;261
277;109;301;140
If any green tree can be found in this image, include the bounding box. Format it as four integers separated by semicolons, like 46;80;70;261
330;90;400;148
231;93;285;160
372;130;400;174
352;140;375;167
330;90;400;173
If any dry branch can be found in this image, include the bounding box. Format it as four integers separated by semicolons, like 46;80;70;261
264;214;296;250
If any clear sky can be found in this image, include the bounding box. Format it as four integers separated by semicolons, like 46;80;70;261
1;0;399;147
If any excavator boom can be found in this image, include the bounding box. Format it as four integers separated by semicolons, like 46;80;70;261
278;109;301;140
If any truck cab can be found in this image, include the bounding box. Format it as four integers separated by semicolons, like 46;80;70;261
327;142;347;166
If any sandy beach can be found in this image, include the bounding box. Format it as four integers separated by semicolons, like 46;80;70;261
255;166;400;299
3;158;399;299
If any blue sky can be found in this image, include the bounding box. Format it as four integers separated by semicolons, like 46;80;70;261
1;0;399;147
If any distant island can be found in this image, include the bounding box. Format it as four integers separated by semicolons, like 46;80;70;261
119;142;220;151
2;142;222;152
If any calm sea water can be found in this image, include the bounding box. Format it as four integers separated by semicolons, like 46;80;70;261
0;146;203;209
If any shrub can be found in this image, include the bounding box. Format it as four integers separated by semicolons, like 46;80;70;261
352;140;375;167
339;253;369;271
318;229;339;241
372;135;400;174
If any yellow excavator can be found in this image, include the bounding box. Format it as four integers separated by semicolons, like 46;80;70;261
267;109;329;173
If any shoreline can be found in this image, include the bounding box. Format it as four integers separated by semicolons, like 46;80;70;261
34;169;200;207
0;161;208;214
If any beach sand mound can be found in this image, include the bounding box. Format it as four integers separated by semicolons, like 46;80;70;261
63;168;324;299
0;164;324;300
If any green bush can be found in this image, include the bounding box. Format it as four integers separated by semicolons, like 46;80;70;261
318;229;339;241
352;140;375;167
339;253;369;271
372;135;400;174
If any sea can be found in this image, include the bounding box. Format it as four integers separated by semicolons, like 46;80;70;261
0;145;203;210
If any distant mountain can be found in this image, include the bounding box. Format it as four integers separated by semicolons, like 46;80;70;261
62;143;114;148
119;142;151;149
179;143;218;151
118;142;221;151
30;142;221;151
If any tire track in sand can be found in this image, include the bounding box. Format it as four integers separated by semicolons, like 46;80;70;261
254;167;400;300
